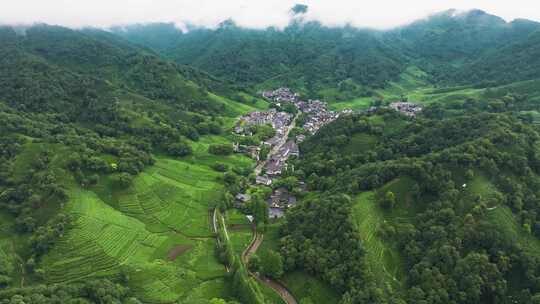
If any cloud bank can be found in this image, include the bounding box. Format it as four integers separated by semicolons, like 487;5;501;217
1;0;540;30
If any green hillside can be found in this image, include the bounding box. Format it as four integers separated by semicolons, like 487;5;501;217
280;97;540;303
3;6;540;304
0;24;270;303
114;9;540;101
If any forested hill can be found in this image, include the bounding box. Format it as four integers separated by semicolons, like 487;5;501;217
0;24;263;303
280;95;540;303
113;21;407;98
448;29;540;86
387;9;540;86
0;24;242;114
387;9;540;62
113;9;540;96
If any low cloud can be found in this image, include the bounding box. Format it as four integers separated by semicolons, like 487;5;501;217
1;0;539;30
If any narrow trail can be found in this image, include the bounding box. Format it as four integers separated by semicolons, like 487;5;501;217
241;226;262;265
242;225;298;304
212;209;230;272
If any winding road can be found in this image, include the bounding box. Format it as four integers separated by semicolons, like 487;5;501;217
214;208;297;304
212;108;300;303
242;226;298;304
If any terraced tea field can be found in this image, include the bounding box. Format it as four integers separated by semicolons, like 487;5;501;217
40;149;255;302
352;190;405;293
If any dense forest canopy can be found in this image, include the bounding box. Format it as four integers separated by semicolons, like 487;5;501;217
114;9;540;97
280;95;540;303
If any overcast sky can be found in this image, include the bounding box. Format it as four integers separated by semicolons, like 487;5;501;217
1;0;540;30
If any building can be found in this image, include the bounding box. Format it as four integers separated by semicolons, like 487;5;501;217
269;207;284;219
266;159;284;176
256;176;272;186
389;102;423;117
235;193;251;203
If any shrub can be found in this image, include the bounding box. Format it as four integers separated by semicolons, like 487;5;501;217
211;162;229;172
208;144;233;155
113;173;133;189
166;142;193;157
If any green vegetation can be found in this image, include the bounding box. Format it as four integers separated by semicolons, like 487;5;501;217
279;95;540;303
281;271;340;304
0;24;269;303
215;210;266;304
114;21;407;100
352;192;405;291
4;7;540;304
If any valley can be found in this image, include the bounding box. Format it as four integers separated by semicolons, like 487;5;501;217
2;6;540;304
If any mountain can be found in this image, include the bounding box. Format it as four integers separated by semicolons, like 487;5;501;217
115;9;540;94
385;9;540;85
0;23;272;303
113;21;407;100
449;29;540;86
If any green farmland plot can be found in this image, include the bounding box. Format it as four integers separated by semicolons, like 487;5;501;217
41;187;226;301
39;139;255;302
352;191;405;292
225;209;253;256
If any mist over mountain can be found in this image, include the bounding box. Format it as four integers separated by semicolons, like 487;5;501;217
111;9;540;99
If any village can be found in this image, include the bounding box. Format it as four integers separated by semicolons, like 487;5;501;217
234;87;423;219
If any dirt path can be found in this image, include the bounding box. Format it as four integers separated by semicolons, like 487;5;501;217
241;228;262;265
242;227;297;304
262;278;297;304
212;209;230;272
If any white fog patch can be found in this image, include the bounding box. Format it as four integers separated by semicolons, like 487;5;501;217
0;0;539;30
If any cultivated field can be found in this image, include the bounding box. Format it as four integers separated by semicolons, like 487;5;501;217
352;177;414;293
38;132;257;302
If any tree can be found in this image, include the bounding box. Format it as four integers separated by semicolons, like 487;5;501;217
300;298;314;304
465;169;475;180
211;162;229;172
113;173;133;189
260;250;284;279
380;191;396;209
248;254;262;273
167;142;193;157
248;198;268;225
209;144;234;156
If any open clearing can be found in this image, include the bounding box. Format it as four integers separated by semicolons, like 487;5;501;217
328;66;540;112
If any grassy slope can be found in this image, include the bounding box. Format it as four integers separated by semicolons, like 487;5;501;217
21;93;269;303
351;176;418;295
352;192;403;292
226;209;253;257
329;66;540;111
281;271;340;304
40;153;246;303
